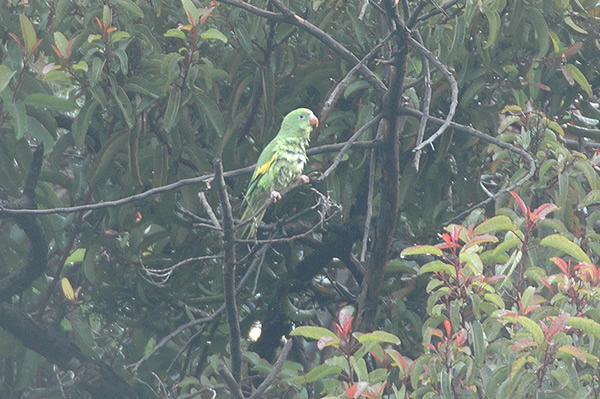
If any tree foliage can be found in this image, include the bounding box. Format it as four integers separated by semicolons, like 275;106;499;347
2;0;600;398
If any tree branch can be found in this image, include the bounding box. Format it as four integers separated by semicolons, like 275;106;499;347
214;159;243;384
399;106;537;222
220;0;387;94
247;339;293;399
0;144;47;300
0;140;381;217
0;302;137;398
407;34;458;153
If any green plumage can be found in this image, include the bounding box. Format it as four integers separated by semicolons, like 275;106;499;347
240;108;319;238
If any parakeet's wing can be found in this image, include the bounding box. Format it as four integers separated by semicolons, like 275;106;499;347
245;139;278;202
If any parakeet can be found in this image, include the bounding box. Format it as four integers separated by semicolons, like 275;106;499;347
239;108;319;238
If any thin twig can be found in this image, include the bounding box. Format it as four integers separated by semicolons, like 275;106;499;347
267;0;388;94
218;366;246;399
360;147;377;263
128;245;270;372
214;159;242;384
141;255;222;285
412;30;432;171
320;32;393;124
247;339;293;399
416;0;461;24
406;34;458;153
198;191;221;230
0;140;381;216
399;106;537;223
318;115;382;182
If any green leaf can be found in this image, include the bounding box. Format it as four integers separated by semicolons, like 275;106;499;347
420;260;456;277
356;330;400;345
288;363;342;384
110;82;135;128
194;92;224;136
525;7;550;58
114;0;145;18
54;32;69;57
182;0;200;24
557;345;588;363
579;190;600;210
473;215;516;236
401;245;443;257
111;31;131;43
567;64;593;97
567;317;600;340
163;86;181;133
483;10;500;49
123;77;161;98
26;116;55;152
511;356;529;381
65;248;86;266
200;28;227;43
484;292;505;309
0;65;16;92
19;14;37;54
540;234;591;264
164;28;186;40
515;316;544;345
24;94;77;111
564;16;588;34
89;57;105;86
72;99;99;149
472;320;485;365
290;326;336;340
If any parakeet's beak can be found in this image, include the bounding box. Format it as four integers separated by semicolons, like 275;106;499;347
310;114;319;127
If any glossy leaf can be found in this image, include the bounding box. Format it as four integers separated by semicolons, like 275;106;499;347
540;234;591;264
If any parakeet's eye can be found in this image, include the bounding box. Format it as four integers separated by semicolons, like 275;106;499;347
299;114;306;119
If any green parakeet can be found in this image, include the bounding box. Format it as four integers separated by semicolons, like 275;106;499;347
240;108;319;238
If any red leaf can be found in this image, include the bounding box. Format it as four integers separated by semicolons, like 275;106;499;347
51;44;62;59
532;82;552;92
66;38;75;58
548;313;569;339
532;203;559;220
31;38;43;54
199;6;215;26
443;319;451;338
8;33;24;52
562;41;583;59
510;191;529;217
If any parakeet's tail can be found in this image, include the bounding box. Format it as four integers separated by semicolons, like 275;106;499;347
238;205;266;239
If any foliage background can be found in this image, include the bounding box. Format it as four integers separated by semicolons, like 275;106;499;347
2;0;600;398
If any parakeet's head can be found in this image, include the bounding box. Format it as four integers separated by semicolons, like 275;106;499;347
280;108;319;137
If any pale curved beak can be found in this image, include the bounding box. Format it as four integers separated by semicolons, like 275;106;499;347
309;114;319;127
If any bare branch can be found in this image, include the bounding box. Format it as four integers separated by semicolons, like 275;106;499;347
399;106;537;222
360;148;377;263
412;30;432;171
407;34;458;153
128;244;271;373
256;0;388;94
141;255;222;285
198;191;221;230
1;140;380;217
214;159;242;383
218;366;246;399
247;339;293;399
0;144;47;301
320;31;394;124
318;115;382;182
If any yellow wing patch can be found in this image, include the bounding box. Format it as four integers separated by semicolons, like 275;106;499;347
254;152;277;178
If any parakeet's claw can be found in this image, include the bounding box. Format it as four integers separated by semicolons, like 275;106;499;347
270;190;282;202
299;174;310;184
